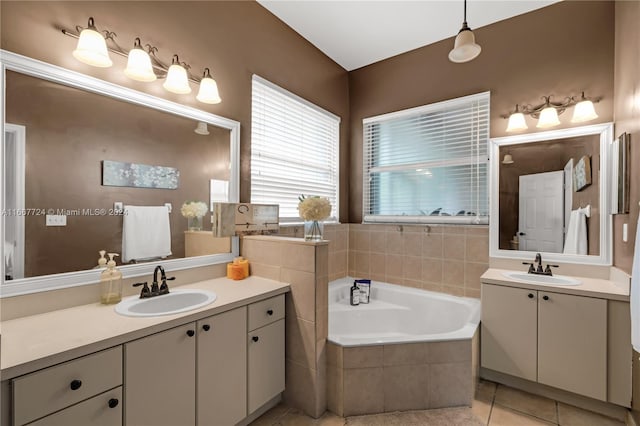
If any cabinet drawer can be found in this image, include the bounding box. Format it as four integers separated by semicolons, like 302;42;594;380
248;295;284;331
28;387;122;426
13;346;122;426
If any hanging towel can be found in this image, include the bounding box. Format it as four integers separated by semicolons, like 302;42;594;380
631;214;640;352
563;206;590;255
122;205;172;263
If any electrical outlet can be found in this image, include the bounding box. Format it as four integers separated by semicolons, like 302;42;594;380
46;214;67;226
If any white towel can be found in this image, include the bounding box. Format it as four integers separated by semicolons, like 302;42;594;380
563;207;589;255
631;214;640;352
122;206;172;263
4;241;14;274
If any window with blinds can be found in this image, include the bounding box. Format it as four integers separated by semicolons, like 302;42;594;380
363;92;490;224
251;75;340;222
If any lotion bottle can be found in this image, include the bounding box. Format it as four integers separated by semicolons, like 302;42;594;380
100;253;123;305
350;281;360;306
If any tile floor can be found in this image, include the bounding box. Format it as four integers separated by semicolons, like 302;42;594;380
250;381;626;426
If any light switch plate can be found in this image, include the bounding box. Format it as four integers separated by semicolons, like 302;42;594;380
623;223;628;242
46;214;67;226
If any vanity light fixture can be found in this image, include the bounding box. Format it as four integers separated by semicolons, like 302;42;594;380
72;17;113;68
62;17;222;104
163;55;192;94
448;0;481;63
502;93;601;132
501;154;514;164
123;38;157;82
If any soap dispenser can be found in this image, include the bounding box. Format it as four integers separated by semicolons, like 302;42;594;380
100;253;123;305
95;250;107;269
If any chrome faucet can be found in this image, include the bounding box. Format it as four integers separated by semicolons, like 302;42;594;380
523;253;558;276
133;265;175;298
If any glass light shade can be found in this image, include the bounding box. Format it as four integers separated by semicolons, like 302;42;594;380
571;99;598;123
502;154;514;164
72;27;112;68
163;64;191;94
194;121;210;135
506;112;528;132
196;77;222;104
448;29;481;63
124;48;156;82
536;106;561;128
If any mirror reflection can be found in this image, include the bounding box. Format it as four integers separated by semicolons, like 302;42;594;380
4;70;232;279
498;135;600;255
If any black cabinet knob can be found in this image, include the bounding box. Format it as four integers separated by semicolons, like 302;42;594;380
187;330;195;337
69;379;82;391
267;309;274;316
202;324;211;331
252;336;259;342
108;398;119;409
528;293;534;299
543;295;549;301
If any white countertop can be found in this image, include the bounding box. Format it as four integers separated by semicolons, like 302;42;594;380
0;276;290;380
481;268;629;301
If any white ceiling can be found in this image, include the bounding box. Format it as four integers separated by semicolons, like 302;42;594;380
258;0;561;71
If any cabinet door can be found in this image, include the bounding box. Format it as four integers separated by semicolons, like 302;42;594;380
248;319;285;414
538;291;606;400
481;284;537;381
28;387;122;426
197;307;247;426
125;323;196;426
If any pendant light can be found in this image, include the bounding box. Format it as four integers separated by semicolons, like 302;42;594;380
194;121;210;135
571;92;598;123
506;104;528;132
196;68;222;104
124;38;157;82
72;17;113;68
163;55;191;94
448;0;481;63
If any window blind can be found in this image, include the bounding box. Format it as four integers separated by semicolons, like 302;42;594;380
363;92;490;224
251;75;340;222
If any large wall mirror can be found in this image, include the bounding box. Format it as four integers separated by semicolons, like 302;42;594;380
489;123;613;266
1;51;240;296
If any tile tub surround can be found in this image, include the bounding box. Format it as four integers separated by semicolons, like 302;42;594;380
241;236;329;418
326;333;479;417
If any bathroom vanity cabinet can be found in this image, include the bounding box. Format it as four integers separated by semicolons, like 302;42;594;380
481;284;606;399
3;280;288;426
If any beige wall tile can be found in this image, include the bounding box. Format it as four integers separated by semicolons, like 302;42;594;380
343;368;384;416
334;228;348;252
250;262;281;281
385;230;403;254
422;234;443;258
316;245;329;276
466;236;489;263
403;232;422;256
385;254;404;281
355;231;371;252
316;308;328;341
422;258;443;284
355;251;371;277
423;283;444;293
429;362;472;408
284;360;318;418
465;289;481;299
402;279;422;289
327;342;343;368
383;343;428;366
402;256;422;281
349;229;357;253
282;268;316;322
330;251;348;279
370;231;387;254
383;365;429;411
369;253;386;277
348;252;356;277
443;260;465;286
441;226;465;235
428;340;471;363
494;385;557;423
465;262;488;290
443;235;466;260
441;286;465;297
327;366;344;417
282;243;316;273
465;226;489;236
243;239;283;265
285;314;316;369
344;346;383;368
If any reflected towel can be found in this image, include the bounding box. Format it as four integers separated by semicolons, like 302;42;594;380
122;206;172;263
4;241;14;273
632;214;640;351
563;207;589;255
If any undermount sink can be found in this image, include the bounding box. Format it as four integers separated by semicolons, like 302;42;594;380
115;289;217;317
501;271;581;286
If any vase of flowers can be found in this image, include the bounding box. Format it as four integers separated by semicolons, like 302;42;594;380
181;201;208;231
298;195;331;241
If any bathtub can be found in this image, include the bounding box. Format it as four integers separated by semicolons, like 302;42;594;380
326;277;481;417
328;276;480;347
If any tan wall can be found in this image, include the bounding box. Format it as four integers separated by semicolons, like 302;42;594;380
348;1;615;223
0;1;351;221
612;0;640;422
6;71;230;276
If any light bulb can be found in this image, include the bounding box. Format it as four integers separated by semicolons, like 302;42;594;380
124;38;156;82
72;17;112;68
196;68;222;104
163;55;191;94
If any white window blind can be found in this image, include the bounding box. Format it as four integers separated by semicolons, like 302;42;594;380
251;75;340;222
363;92;490;224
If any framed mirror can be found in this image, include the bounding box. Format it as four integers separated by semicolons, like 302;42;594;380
611;132;630;215
1;50;240;296
489;123;613;266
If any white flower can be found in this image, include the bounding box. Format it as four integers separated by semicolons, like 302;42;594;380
298;195;331;221
181;201;208;218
